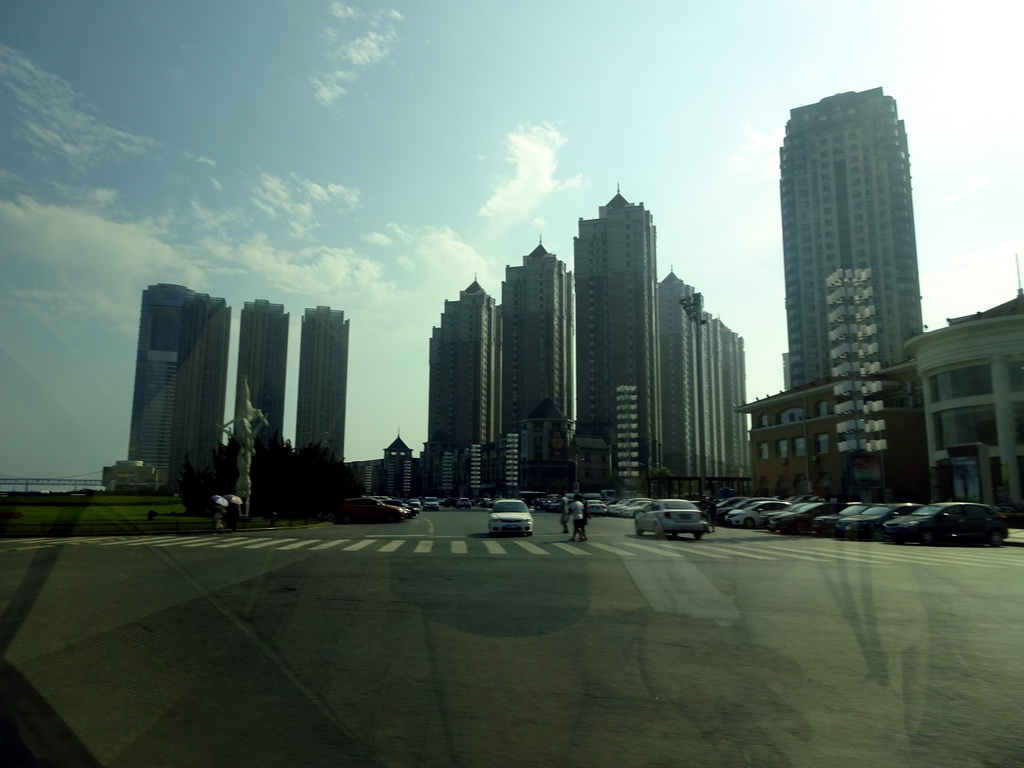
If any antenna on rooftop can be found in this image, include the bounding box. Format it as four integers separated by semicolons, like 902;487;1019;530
1017;253;1022;297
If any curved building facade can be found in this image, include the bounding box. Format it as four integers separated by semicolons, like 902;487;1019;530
906;295;1024;506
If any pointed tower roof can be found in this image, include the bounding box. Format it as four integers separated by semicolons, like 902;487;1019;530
528;243;549;258
606;191;629;208
386;435;411;452
464;279;484;294
526;397;566;420
661;270;682;285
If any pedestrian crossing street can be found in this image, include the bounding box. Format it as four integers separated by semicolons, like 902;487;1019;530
3;533;1024;569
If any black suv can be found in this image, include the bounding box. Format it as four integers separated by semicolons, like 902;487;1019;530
881;502;1009;546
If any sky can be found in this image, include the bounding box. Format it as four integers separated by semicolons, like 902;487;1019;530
2;0;1022;484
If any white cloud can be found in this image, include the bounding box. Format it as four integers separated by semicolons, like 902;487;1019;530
477;124;582;220
940;176;989;205
184;151;216;167
311;70;357;106
249;171;360;237
0;44;154;172
329;2;361;20
312;5;404;106
362;231;393;246
727;122;785;178
0;195;199;333
335;29;398;67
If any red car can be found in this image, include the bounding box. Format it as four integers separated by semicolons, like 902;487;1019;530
333;497;406;524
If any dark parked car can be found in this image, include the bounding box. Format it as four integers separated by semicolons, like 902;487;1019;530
767;501;845;535
834;503;921;540
881;502;1009;546
810;503;875;535
334;497;407;524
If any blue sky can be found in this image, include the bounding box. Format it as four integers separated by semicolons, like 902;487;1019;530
2;1;1021;482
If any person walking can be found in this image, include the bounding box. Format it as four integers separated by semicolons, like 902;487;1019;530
701;497;716;532
569;494;588;541
559;495;571;534
212;506;225;533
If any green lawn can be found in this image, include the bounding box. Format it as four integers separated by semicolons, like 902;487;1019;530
0;495;317;536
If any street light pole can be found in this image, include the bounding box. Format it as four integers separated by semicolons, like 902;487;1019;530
680;292;707;498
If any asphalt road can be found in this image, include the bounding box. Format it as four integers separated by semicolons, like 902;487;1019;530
2;509;1023;767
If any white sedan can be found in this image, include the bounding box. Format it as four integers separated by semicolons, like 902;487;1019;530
488;498;534;537
634;499;710;539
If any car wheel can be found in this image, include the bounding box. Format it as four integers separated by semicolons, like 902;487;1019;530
987;529;1005;547
635;520;644;536
743;518;755;529
796;521;811;535
919;529;937;546
340;513;354;525
385;512;398;524
667;531;678;539
693;531;704;540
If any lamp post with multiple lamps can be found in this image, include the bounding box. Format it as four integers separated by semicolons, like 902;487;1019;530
827;268;887;501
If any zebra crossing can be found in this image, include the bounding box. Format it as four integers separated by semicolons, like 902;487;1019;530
2;533;1023;568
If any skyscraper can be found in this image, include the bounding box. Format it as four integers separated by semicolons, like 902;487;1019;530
167;292;231;488
235;299;289;442
127;283;193;484
658;273;748;477
426;280;500;450
500;243;574;436
295;306;350;458
780;87;922;387
574;191;661;471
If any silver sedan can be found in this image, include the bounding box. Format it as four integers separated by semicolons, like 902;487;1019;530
634;499;710;539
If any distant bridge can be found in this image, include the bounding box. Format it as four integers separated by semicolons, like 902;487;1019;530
0;478;105;492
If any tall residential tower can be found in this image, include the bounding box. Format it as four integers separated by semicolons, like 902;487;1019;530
780;88;922;387
295;306;350;458
500;243;574;436
574;192;661;471
235;299;289;443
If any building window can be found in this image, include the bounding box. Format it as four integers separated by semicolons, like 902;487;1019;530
776;439;789;459
930;364;992;401
758;442;769;460
934;405;998;448
793;436;807;457
816;400;830;417
815;433;829;454
1009;362;1024;392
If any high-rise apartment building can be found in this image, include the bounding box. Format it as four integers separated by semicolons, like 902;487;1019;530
167;292;231;488
295;306;349;458
426;280;500;450
235;299;289;442
500;243;574;436
780;87;922;387
127;283;193;484
574;192;661;470
658;273;748;477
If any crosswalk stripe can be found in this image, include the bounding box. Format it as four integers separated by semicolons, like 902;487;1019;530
634;541;734;559
451;541;468;554
277;540;318;550
698;545;777;561
212;538;262;548
181;539;229;548
550;542;590;555
107;536;177;546
483;541;506;554
586;542;637;556
243;538;298;549
620;542;685;557
343;539;375;551
414;540;434;553
512;540;549;555
377;540;404;553
310;540;347;550
151;536;210;547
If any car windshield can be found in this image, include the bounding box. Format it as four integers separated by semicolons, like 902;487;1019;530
910;506;945;517
5;6;1018;768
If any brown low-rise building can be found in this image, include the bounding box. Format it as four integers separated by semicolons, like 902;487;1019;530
739;361;929;502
